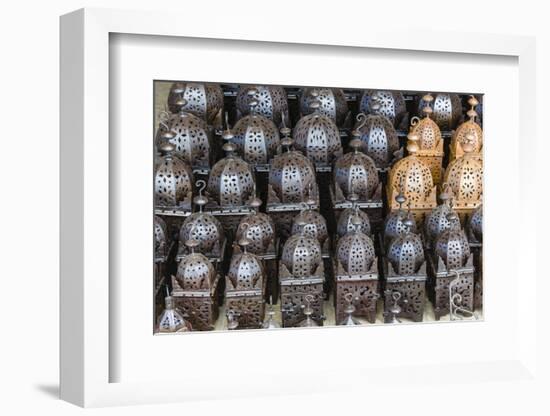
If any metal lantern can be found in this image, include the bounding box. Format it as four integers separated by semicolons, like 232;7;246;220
154;216;170;301
293;90;343;166
334;216;379;323
154;142;194;214
383;217;427;322
156;97;213;172
279;223;325;327
467;204;483;310
410;94;445;185
450;96;483;161
157;293;193;333
417;92;462;130
291;206;329;250
236;85;289;126
383;192;417;250
336;195;372;239
359;90;407;129
387;132;437;223
167;82;224;125
177;180;225;263
232;88;281;166
225;236;266;329
427;212;475;320
353;102;400;169
424;185;454;248
469;204;483;243
300;87;349;126
172;240;219;330
443;137;483;220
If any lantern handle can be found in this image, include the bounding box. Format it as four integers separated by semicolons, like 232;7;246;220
195;179;207;196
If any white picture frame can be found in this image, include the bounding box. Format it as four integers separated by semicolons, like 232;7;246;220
60;7;542;408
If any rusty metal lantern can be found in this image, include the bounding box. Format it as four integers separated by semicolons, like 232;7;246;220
172;240;219;330
359;90;407;128
336;194;371;239
225;236;266;329
293;90;343;165
291;205;329;249
424;184;455;247
177;180;225;261
450;96;483;161
410;94;445;185
469;204;483;243
156;97;213;171
383;192;417;249
154;216;169;262
154;141;194;212
336;219;376;275
435;214;471;271
387;218;425;276
417;92;462;130
300;87;349;126
235;202;276;256
167;82;224;125
281;231;322;278
236;85;289;126
353;96;400;169
157;293;193;333
232;88;281;166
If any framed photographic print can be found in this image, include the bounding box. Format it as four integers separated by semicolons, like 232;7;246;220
60;6;541;409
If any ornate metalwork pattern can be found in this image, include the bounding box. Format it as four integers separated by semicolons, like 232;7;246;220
179;212;224;255
154;216;169;260
291;209;328;246
154;142;194;207
444;143;483;202
451;96;483;160
281;234;322;277
353;113;399;168
337;208;371;238
418;93;462;130
157;295;193;332
334;144;379;200
175;248;217;290
384;210;417;248
236;213;276;255
236;85;289;126
424;189;454;245
359;90;406;127
469;205;483;242
300;88;348;125
167;82;223;124
410;112;442;151
383;282;426;323
226;251;265;291
435;223;471;270
269;150;317;203
388;232;425;275
336;230;375;274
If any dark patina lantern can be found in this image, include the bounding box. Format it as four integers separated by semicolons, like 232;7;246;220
450;96;483;162
236;85;289;127
410;94;445;185
171;240;220;331
427;212;475;320
467;204;483;310
300;87;349;126
266;126;320;239
334;214;379;324
224;236;267;329
232;88;281;168
293;90;343;167
417;92;462;131
383;217;427;323
154;216;170;309
154;141;194;216
383;192;418;251
279;223;325;327
156;97;213;173
167;82;224;126
423;184;454;249
157;292;193;333
359;90;407;129
336;193;372;240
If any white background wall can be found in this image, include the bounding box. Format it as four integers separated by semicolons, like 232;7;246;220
0;0;547;414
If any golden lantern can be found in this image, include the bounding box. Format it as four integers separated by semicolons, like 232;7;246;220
410;94;444;185
450;95;483;162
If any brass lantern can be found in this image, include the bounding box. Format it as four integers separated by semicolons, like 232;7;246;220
359;90;407;129
387;132;437;223
236;85;289;126
383;217;427;323
225;236;266;329
154;142;194;214
450;95;483;161
334;215;379;324
232;87;281;166
410;94;445;185
171;239;220;330
167;82;224;125
417;92;462;130
156;97;213;172
443;136;483;220
293;90;343;166
300;87;349;126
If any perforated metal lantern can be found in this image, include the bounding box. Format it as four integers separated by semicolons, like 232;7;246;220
167;82;223;124
450;96;483;161
435;215;471;271
235;210;276;256
281;233;322;278
417;92;462;130
337;203;371;238
232;88;281;165
334;138;379;200
424;187;454;247
154;216;169;261
172;240;219;330
157;295;193;333
154;142;194;210
291;208;329;248
206;140;256;208
353;110;399;169
387;220;425;276
157;96;213;171
383;193;417;249
293;91;343;165
336;226;376;275
300;87;349;126
236;85;289;126
359;90;407;128
469;204;483;243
